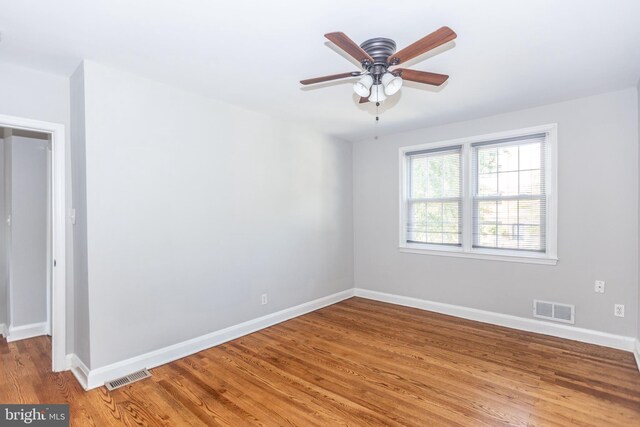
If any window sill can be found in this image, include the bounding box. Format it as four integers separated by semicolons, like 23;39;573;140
398;245;558;265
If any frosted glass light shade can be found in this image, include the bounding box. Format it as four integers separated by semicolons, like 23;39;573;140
382;72;403;95
353;75;373;97
368;84;387;102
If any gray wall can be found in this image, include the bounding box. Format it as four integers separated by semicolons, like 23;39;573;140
638;79;640;342
69;64;91;364
0;62;74;351
0;139;5;326
10;136;48;327
2;132;12;327
74;61;354;369
353;88;638;337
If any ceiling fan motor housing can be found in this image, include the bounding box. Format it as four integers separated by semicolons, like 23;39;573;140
360;37;396;82
360;37;396;64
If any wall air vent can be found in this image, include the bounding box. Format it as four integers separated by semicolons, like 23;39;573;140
105;369;152;391
533;300;575;324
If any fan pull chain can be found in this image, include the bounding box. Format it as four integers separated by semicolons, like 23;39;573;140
375;84;380;123
373;83;380;139
374;97;380;140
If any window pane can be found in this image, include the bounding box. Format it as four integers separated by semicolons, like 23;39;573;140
519;142;541;170
498;145;519;172
519;169;542;195
519;225;542;250
442;232;459;244
497;200;519;225
478;147;497;173
410;156;427;198
478;172;497;196
477;200;497;223
519;199;541;224
442;202;460;233
427;232;443;244
477;224;497;247
426;157;443;198
443;153;461;197
498;171;518;195
497;224;519;249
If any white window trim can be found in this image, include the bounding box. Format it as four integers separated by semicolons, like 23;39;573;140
398;124;558;265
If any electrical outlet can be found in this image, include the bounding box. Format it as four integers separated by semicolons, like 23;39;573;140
614;304;624;317
594;280;605;293
261;294;268;305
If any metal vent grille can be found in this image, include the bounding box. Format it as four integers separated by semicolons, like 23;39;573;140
533;300;575;324
105;369;152;391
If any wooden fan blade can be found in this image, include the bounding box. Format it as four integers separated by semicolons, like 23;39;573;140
395;69;449;86
300;72;360;85
389;27;457;66
325;32;374;65
359;96;369;104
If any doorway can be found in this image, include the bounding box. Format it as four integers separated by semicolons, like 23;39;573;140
0;114;66;372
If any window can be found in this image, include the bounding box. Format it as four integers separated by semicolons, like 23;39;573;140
400;125;557;264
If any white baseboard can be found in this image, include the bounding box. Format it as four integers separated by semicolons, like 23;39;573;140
6;322;48;342
633;340;640;373
76;289;355;390
354;288;637;353
0;323;6;338
67;354;90;390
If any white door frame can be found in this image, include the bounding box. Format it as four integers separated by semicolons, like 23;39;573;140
0;113;66;372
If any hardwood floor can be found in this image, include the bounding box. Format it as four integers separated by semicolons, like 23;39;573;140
1;297;639;426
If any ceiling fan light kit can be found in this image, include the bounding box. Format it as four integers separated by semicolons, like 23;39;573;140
368;84;387;103
301;26;457;114
353;74;373;97
381;72;402;96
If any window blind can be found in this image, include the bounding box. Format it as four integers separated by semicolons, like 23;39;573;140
472;133;546;252
406;145;462;246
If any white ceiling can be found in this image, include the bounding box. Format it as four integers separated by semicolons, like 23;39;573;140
1;0;639;141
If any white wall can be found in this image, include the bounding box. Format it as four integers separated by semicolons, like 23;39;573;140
74;60;353;369
9;136;48;327
353;88;638;337
0;64;69;125
0;62;74;350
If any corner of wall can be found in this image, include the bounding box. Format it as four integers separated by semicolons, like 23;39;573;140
69;61;91;367
0;139;5;327
636;78;640;343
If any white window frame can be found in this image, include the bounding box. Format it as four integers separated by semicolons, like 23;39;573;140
399;124;558;265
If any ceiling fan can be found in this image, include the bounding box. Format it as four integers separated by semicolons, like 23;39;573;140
300;27;457;105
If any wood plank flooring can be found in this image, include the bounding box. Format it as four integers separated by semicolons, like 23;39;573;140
1;297;639;426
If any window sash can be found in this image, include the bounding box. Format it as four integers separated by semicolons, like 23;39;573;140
471;135;547;253
406;146;462;247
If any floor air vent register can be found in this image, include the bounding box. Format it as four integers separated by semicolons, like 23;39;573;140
533;300;575;324
105;369;152;391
